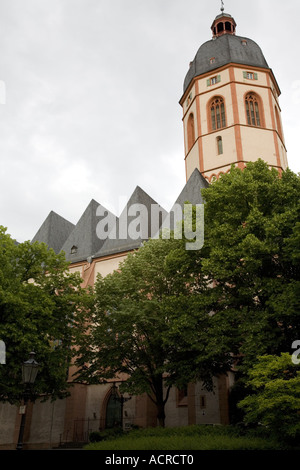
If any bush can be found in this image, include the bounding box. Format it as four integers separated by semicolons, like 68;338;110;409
89;431;103;443
89;427;124;443
239;353;300;444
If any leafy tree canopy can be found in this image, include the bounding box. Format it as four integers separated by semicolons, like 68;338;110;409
0;226;89;404
238;353;300;443
75;236;231;426
199;160;300;373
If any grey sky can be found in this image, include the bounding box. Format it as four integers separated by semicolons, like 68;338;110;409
0;0;299;243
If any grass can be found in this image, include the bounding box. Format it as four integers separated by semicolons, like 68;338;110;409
84;425;296;451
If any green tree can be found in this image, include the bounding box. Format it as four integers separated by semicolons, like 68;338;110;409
0;226;89;404
238;353;300;443
198;160;300;374
75;236;231;427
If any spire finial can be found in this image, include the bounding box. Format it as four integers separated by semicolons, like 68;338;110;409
221;0;225;13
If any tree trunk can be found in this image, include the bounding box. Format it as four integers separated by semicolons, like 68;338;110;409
156;400;166;427
149;374;171;427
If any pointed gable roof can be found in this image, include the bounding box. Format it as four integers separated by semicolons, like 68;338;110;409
160;168;209;234
172;168;208;208
60;199;116;263
95;186;168;258
31;211;75;254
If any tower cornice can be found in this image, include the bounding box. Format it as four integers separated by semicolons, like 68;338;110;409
179;63;280;107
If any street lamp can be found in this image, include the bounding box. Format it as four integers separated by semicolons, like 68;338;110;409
22;352;39;384
16;352;39;450
110;382;131;430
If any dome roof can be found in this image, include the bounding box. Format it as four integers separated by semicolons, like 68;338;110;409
183;33;269;94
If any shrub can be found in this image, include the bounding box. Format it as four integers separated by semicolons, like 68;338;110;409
239;353;300;444
89;431;103;443
89;427;124;443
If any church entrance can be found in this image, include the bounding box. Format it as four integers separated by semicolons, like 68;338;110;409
105;393;122;428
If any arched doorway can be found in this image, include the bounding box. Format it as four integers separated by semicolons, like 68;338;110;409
105;393;122;429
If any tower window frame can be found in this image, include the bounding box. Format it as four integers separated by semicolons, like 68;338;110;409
275;105;283;141
207;75;221;87
209;96;227;132
186;92;193;108
243;71;258;80
187;112;196;152
245;92;262;127
216;136;223;155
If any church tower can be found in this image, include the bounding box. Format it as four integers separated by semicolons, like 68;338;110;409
180;6;288;183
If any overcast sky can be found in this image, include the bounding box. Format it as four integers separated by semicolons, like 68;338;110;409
0;0;299;243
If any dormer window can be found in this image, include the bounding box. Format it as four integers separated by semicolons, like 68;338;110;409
244;71;258;80
207;75;221;86
70;245;78;254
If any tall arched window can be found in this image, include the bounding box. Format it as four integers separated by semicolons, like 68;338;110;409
187;113;195;151
216;136;223;155
275;106;283;140
210;97;226;131
245;93;261;127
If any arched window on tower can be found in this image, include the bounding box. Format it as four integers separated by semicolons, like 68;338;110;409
216;136;223;155
275;106;283;140
245;93;261;127
210;97;226;131
187;113;195;151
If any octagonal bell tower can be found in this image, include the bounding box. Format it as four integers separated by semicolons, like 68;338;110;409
180;7;288;183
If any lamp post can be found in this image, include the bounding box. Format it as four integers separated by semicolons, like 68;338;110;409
16;352;39;450
110;382;131;430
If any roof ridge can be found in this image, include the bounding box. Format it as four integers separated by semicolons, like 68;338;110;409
60;199;117;263
31;211;75;254
92;186;167;258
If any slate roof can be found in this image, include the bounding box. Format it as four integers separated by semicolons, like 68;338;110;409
31;211;75;254
160;168;208;235
171;168;208;207
32;171;209;263
183;33;269;94
60;199;116;263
